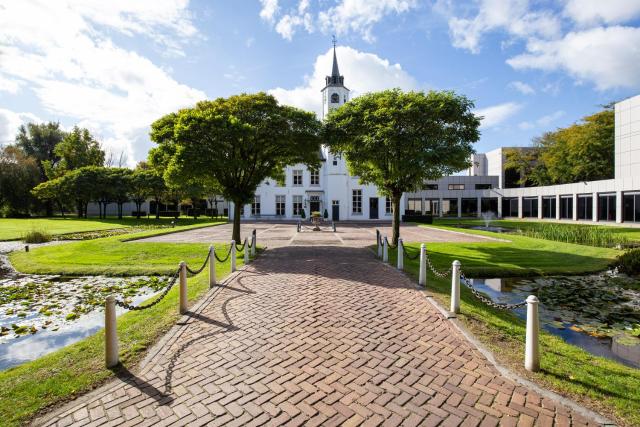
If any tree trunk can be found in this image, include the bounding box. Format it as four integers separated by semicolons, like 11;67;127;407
155;198;160;219
232;201;242;242
391;193;402;246
45;200;53;217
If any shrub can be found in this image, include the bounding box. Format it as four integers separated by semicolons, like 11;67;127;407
323;209;328;219
300;209;306;219
616;248;640;275
23;230;52;244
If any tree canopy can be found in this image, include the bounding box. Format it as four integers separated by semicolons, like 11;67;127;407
149;92;322;240
324;89;480;244
505;108;614;187
44;126;105;178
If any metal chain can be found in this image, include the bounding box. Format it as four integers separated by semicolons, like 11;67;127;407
115;267;180;311
214;245;233;263
402;245;420;260
460;272;527;310
424;252;452;278
186;250;210;277
235;239;246;252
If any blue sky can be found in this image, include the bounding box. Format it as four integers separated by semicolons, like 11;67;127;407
1;0;640;166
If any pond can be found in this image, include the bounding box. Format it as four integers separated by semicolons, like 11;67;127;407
468;273;640;368
0;252;169;370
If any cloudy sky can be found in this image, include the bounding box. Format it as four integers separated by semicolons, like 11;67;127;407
1;0;639;165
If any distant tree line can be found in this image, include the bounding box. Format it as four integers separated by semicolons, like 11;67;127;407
504;107;614;187
0;122;223;218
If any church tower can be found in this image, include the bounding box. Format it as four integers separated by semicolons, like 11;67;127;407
321;37;349;120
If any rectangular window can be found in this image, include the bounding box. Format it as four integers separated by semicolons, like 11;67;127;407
442;198;458;217
310;169;320;186
276;195;285;216
542;196;556;219
481;197;498;214
293;170;303;186
385;197;392;214
251;195;261;216
407;198;422;214
523;197;538;218
623;193;640;222
448;184;465;190
424;184;438;190
577;195;593;220
292;195;303;216
560;196;573;219
352;189;362;214
425;199;439;215
501;198;518;217
461;198;478;216
475;183;492;190
598;193;616;221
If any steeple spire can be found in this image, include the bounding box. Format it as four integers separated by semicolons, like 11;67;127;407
325;35;345;88
331;35;340;77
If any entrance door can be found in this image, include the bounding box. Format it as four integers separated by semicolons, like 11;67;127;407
309;195;320;214
369;197;379;219
332;200;339;221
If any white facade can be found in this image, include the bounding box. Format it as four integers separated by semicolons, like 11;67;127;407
231;46;403;222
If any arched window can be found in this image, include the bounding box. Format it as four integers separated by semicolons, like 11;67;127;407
330;93;339;103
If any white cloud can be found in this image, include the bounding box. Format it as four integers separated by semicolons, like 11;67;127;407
0;109;42;146
260;0;418;42
507;26;640;91
564;0;640;26
259;0;279;22
0;75;22;94
269;46;417;117
508;81;535;95
446;0;561;54
474;102;522;129
518;109;564;130
0;0;206;165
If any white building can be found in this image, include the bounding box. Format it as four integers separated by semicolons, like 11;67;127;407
231;46;640;226
231;46;402;222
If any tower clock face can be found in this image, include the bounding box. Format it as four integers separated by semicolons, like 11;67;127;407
330;93;339;103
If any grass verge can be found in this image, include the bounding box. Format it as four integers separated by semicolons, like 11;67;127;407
0;247;245;427
391;231;639;426
0;216;226;241
9;221;231;276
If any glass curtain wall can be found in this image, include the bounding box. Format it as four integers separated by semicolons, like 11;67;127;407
577;195;593;220
542;196;556;219
623;193;640;222
522;197;538;218
560;196;573;219
442;198;458;217
598;194;616;221
460;198;477;216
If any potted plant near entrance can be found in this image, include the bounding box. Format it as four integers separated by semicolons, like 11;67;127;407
311;211;322;231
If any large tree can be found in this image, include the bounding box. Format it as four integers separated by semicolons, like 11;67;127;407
324;89;480;245
0;146;41;216
44;126;105;178
15;122;66;215
150;93;322;241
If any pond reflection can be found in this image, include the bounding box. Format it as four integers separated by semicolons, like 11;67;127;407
468;275;640;369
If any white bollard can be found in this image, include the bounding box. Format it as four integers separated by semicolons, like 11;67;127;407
209;245;216;287
397;239;404;270
383;237;389;263
244;237;249;264
377;230;382;258
451;260;461;314
525;295;541;372
231;240;236;272
179;261;187;314
251;231;256;257
105;295;118;368
418;244;426;286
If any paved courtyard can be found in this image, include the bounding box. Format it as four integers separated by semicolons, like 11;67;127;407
38;244;598;426
136;222;501;248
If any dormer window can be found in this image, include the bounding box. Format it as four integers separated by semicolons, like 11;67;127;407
331;93;339;103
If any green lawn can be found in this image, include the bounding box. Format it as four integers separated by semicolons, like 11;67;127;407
0;246;246;427
0;216;226;241
392;227;638;426
9;221;235;276
433;217;640;243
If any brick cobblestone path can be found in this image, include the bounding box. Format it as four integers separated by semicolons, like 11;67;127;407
37;246;600;426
